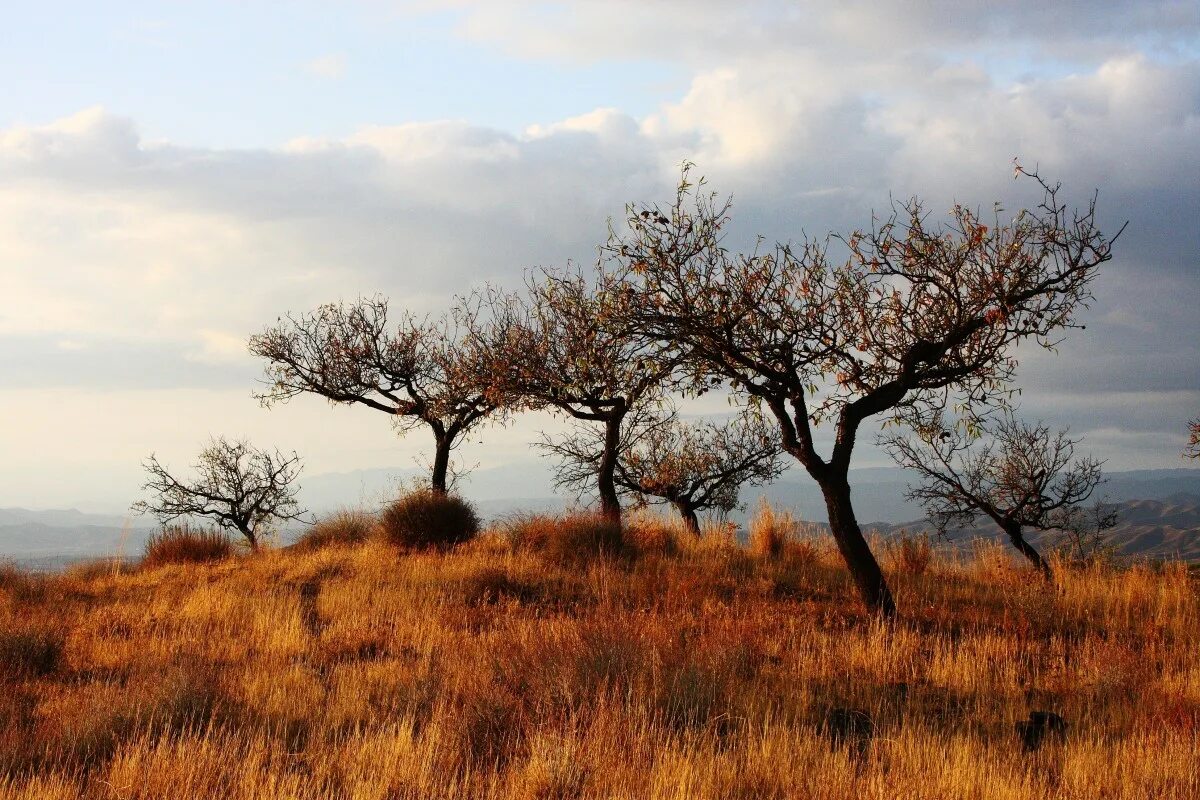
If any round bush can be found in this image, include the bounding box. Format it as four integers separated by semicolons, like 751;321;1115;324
380;490;480;549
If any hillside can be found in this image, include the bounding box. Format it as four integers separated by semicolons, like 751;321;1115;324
0;518;1196;799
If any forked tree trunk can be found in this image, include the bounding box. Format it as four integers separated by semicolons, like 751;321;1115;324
596;413;624;521
819;477;897;618
1002;522;1053;580
672;499;701;536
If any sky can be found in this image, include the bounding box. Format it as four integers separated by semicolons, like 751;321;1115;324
1;0;1198;510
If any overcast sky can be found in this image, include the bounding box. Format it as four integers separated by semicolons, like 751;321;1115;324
1;0;1198;510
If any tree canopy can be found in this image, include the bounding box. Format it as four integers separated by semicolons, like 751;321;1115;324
249;296;500;494
541;407;783;534
133;437;307;550
470;269;675;518
604;164;1121;615
883;412;1113;577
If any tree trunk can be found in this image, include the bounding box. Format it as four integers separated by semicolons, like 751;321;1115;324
239;525;259;552
672;499;701;537
430;434;451;496
596;413;624;521
1003;522;1053;580
819;477;897;618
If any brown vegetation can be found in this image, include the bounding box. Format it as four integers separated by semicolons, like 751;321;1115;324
747;498;797;560
501;511;625;564
1;510;1195;799
380;490;481;549
294;510;378;552
141;524;237;569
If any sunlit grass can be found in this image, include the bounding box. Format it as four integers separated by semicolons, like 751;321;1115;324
0;512;1196;799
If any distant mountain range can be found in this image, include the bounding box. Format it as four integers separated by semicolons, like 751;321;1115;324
3;466;1198;568
870;493;1200;563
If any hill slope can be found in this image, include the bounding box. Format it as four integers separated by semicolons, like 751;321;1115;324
0;530;1196;799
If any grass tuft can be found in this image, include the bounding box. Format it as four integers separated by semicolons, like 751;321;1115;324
0;621;64;677
890;531;934;577
622;510;681;557
503;512;625;564
294;509;377;551
142;524;236;569
748;499;795;559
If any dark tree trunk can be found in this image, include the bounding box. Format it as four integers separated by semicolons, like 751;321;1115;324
672;499;701;536
431;433;451;496
1003;522;1053;580
596;412;624;521
239;524;259;552
819;476;897;618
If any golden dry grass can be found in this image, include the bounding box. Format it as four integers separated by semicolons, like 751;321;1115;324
0;514;1196;799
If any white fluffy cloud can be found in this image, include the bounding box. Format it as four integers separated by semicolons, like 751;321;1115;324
2;2;1197;506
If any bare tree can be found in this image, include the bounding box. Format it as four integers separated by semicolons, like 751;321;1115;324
473;269;674;519
542;408;783;534
1054;498;1121;564
132;437;307;550
1186;419;1200;460
883;413;1113;578
607;163;1122;616
249;296;500;495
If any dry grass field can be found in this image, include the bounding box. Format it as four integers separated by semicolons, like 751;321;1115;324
0;508;1197;799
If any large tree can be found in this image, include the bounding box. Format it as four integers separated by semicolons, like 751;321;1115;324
1186;419;1200;460
542;408;783;534
473;269;673;519
249;297;499;495
883;412;1114;578
133;437;307;551
608;164;1121;616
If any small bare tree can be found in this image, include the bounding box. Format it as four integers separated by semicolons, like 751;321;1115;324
133;437;307;550
473;270;674;520
249;296;500;495
1185;419;1200;460
1054;499;1121;564
883;413;1113;578
542;408;783;534
608;163;1121;616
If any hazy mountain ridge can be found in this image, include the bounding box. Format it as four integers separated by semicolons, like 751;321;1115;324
877;494;1200;562
3;467;1198;566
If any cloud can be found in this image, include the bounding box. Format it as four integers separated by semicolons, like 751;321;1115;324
2;2;1198;508
304;53;347;79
